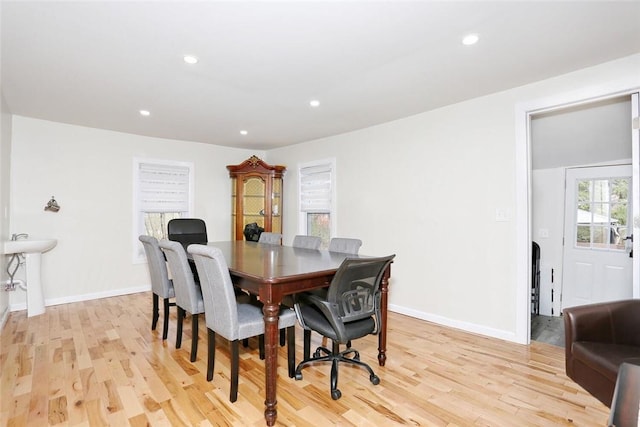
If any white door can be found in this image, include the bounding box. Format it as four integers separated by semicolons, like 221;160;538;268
562;165;633;309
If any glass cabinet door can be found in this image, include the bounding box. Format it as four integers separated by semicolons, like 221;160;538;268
243;176;266;229
227;156;286;240
271;177;282;234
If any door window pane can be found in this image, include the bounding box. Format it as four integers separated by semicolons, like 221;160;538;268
574;176;629;251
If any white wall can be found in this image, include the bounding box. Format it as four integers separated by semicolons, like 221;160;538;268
9;117;258;309
0;92;12;326
532;167;566;317
269;53;640;342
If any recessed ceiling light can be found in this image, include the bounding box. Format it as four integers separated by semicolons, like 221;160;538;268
240;130;248;136
183;55;199;64
139;110;150;116
309;99;320;108
462;33;479;46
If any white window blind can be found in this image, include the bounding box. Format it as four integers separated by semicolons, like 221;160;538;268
138;162;190;212
300;163;332;212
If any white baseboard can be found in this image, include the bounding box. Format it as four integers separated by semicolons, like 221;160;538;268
389;303;520;344
4;289;520;345
9;284;151;313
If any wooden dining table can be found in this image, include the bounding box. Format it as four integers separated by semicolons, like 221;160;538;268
205;240;392;426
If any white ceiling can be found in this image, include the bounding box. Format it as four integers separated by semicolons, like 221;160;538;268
2;1;640;150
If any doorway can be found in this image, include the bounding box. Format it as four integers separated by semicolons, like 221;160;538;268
524;92;639;345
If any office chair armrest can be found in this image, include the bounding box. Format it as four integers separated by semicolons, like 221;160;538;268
295;292;348;342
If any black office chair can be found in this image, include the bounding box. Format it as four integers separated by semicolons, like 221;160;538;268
293;254;395;400
532;241;540;315
168;218;208;282
168;218;208;251
302;237;363;356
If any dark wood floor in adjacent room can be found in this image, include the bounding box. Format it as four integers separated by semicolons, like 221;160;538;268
531;314;565;348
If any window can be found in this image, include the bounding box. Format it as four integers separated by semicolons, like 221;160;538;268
574;177;630;250
133;158;193;262
299;160;335;247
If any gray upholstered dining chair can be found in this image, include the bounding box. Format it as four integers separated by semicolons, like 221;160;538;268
328;237;362;254
292;235;322;250
258;232;282;245
139;235;175;340
294;255;395;400
188;244;297;402
159;239;205;362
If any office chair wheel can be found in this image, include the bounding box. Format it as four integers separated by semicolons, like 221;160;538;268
370;374;380;385
331;389;342;400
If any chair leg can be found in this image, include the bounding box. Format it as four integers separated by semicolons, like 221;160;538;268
303;330;311;360
162;298;170;340
287;326;295;378
230;340;239;402
259;334;265;360
330;356;340;399
280;329;286;346
330;341;341;399
176;307;185;349
151;293;159;331
190;313;199;362
207;328;215;381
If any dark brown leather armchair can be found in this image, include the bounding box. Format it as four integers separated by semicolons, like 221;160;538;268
564;299;640;407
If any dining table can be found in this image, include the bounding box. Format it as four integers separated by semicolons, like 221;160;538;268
204;240;392;426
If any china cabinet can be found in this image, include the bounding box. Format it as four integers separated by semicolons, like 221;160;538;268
227;155;286;240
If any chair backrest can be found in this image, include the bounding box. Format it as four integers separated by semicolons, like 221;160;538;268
138;235;173;298
292;235;321;250
326;255;395;324
188;244;240;340
258;232;282;245
167;218;208;251
159;239;202;313
328;237;362;254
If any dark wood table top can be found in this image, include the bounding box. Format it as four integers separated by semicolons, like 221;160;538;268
205;240;363;285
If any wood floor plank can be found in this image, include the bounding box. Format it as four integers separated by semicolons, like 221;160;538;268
1;291;610;426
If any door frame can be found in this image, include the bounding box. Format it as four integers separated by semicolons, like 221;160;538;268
515;83;640;345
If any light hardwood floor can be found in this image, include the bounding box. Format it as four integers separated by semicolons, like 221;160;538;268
1;292;609;426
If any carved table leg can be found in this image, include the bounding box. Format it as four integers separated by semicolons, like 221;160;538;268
378;265;391;366
262;301;280;426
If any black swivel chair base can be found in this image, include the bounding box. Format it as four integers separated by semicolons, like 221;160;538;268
294;341;380;400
